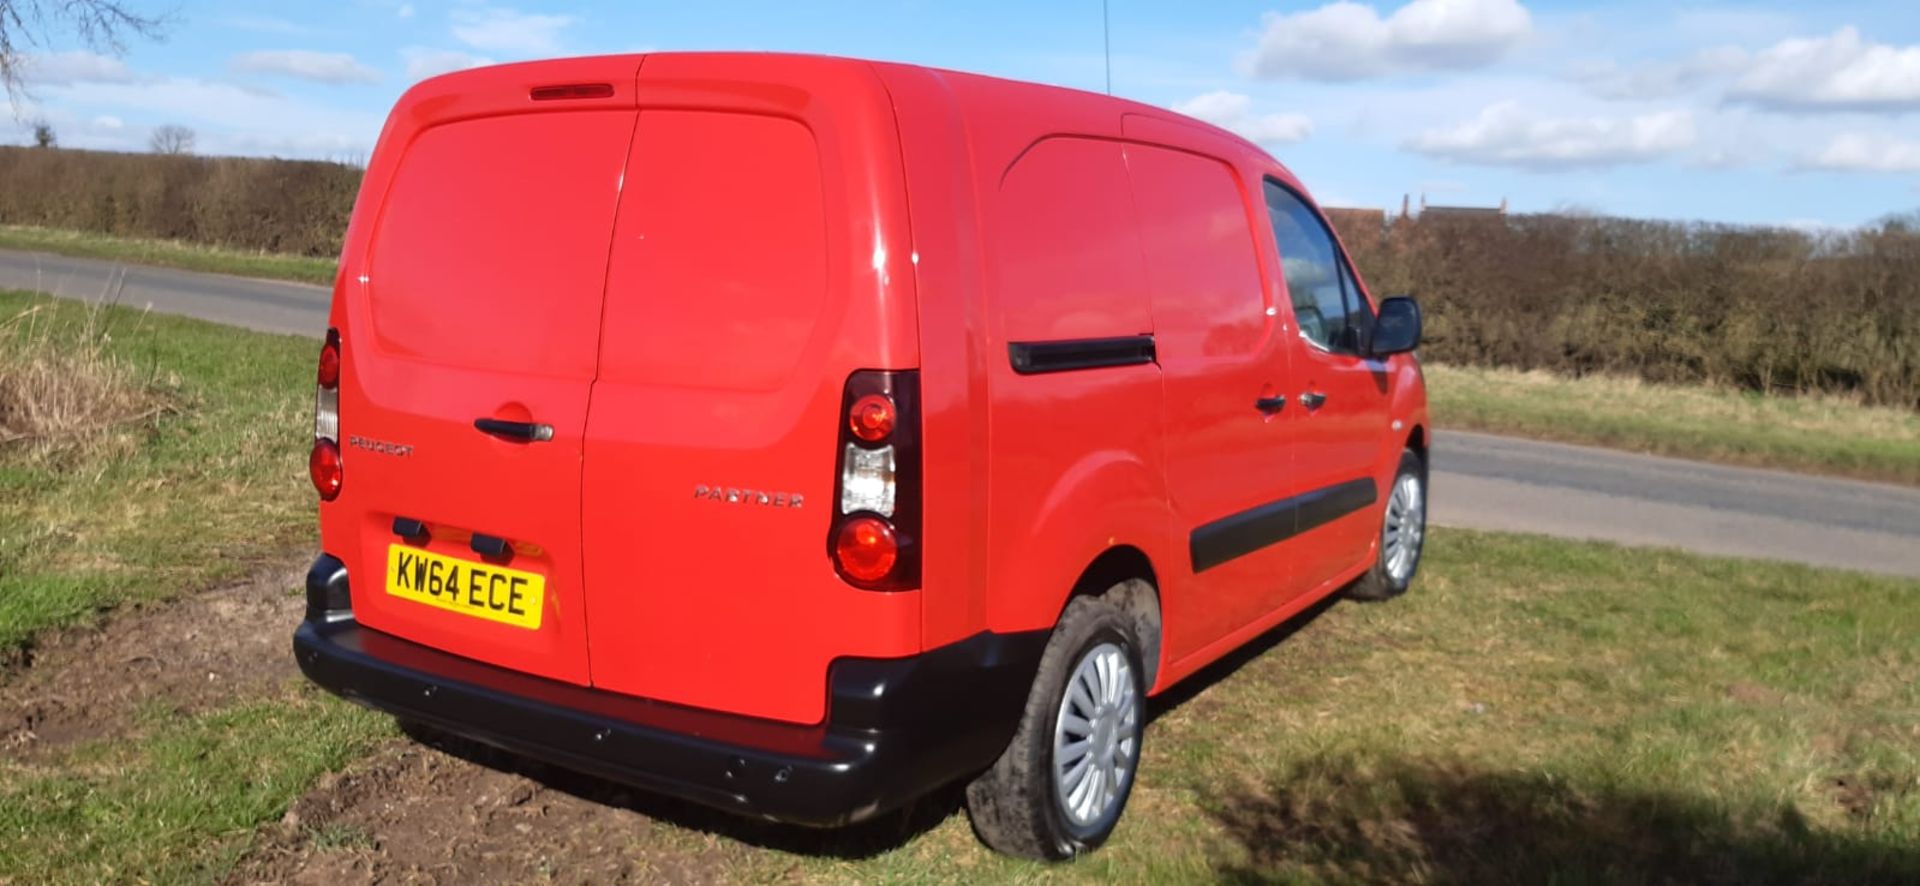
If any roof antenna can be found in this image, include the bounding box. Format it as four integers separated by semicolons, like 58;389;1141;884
1102;0;1113;95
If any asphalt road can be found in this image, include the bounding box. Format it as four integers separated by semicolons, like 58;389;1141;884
0;247;329;336
5;246;1918;579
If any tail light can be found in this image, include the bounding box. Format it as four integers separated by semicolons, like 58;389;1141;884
311;328;342;501
829;370;920;590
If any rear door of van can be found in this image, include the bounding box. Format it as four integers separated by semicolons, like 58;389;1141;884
335;60;641;686
579;55;920;725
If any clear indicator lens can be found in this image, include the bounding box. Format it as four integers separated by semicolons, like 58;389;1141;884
314;385;339;442
840;442;896;517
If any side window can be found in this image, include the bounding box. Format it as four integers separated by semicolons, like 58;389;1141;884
1262;180;1368;355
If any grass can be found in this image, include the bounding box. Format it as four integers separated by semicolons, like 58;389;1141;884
0;302;172;448
1427;362;1920;485
701;530;1916;884
5;530;1911;884
0;289;315;660
0;696;392;883
0;224;336;286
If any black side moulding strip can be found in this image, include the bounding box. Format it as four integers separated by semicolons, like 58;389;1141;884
1008;334;1156;375
1189;478;1378;572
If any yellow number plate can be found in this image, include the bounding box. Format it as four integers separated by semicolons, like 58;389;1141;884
385;545;544;630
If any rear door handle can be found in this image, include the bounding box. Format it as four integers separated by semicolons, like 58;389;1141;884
1300;391;1328;410
1255;394;1288;415
474;418;554;442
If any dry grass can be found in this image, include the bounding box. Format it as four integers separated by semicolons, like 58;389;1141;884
0;292;173;455
0;289;312;660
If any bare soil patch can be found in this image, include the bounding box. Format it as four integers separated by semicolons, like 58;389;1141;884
1;562;304;757
232;736;753;885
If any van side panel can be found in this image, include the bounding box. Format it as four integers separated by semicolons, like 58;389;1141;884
872;65;995;651
965;119;1177;641
579;55;921;725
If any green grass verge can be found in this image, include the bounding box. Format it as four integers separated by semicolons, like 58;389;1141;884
0;225;336;286
0;695;392;883
1428;363;1920;485
0;290;315;658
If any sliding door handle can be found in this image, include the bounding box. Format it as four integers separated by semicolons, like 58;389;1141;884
474;418;554;442
1299;391;1328;410
1255;394;1288;415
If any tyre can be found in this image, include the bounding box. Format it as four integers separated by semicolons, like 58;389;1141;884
1348;447;1427;602
965;590;1147;860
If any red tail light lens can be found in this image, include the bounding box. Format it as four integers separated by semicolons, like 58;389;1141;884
848;393;895;443
834;516;898;582
316;330;341;388
309;438;343;501
829;370;920;590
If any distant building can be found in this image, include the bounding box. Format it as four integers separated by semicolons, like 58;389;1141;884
1405;193;1508;221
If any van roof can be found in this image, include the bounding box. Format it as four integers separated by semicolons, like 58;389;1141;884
408;50;1280;170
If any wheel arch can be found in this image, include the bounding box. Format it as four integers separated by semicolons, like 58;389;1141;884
1405;422;1428;463
1060;545;1163;692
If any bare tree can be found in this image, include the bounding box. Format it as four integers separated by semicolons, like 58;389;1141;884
148;122;192;154
1;1;163;109
29;115;50;146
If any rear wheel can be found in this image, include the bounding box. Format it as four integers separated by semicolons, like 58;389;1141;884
966;592;1146;859
1348;448;1427;602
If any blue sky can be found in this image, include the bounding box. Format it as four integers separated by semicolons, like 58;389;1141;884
6;0;1920;227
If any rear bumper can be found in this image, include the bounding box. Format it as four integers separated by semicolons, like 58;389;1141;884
294;554;1046;827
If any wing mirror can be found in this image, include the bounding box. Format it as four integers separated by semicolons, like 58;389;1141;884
1369;296;1421;357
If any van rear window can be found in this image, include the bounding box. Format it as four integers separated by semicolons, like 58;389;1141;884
365;110;635;378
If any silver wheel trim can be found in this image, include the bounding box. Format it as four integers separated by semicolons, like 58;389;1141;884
1382;472;1425;583
1051;641;1139;835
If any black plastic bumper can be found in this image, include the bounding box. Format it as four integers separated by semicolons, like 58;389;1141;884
294;554;1046;827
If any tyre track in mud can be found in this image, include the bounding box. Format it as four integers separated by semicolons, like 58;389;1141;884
1;564;308;758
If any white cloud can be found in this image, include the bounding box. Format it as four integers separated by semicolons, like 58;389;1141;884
91;115;124;130
1243;0;1533;81
17;50;135;87
403;48;496;82
398;4;416;19
1172;90;1314;147
1407;101;1695;170
451;6;575;55
1799;133;1920;174
1728;27;1920;111
231;50;381;85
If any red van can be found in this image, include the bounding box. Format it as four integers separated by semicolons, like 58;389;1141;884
295;52;1428;859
